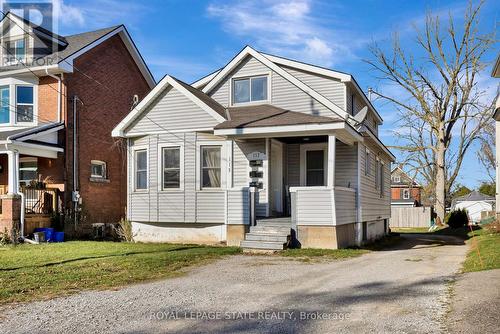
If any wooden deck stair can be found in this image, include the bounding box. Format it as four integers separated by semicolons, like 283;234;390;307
240;217;291;251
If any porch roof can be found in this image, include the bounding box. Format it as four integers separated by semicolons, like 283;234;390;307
214;104;342;130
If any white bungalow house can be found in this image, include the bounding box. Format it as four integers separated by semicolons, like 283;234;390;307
112;46;395;250
452;191;495;224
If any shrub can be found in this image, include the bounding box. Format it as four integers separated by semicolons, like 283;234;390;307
115;218;135;242
445;209;469;228
484;220;500;234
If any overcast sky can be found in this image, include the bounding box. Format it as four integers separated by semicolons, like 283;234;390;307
54;0;499;188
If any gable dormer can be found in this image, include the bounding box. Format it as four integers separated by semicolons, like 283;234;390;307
0;12;67;68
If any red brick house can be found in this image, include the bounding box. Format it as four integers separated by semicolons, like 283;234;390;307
0;12;154;237
391;167;422;207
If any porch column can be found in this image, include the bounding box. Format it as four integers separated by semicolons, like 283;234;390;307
327;135;336;188
7;151;19;194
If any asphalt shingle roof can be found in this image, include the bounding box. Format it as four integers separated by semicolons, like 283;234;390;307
214;104;342;129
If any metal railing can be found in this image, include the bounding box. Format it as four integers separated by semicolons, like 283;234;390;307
20;186;59;214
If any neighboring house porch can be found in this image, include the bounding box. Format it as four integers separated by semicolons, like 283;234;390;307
0;123;64;236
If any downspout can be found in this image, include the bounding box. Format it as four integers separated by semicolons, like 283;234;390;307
73;96;79;227
45;68;62;122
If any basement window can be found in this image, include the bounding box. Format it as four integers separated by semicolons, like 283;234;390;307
91;160;107;179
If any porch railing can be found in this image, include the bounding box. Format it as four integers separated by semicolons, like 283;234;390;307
289;186;357;227
21;186;59;214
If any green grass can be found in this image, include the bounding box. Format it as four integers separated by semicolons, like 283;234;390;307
462;226;500;273
282;248;368;261
391;227;444;234
0;241;240;305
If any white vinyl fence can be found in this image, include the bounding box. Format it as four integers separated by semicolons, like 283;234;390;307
390;207;432;228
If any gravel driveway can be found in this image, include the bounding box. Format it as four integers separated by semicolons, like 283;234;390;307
1;234;467;333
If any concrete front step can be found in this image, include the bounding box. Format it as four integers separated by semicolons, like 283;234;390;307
240;240;287;250
249;225;291;234
244;232;289;243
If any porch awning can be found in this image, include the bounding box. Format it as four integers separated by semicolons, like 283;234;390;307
214;104;342;130
0;122;64;158
213;105;362;144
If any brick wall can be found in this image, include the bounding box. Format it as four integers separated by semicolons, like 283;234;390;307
63;34;151;230
38;76;60;123
391;187;422;203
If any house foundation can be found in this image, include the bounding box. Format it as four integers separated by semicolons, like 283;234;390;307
296;223;357;249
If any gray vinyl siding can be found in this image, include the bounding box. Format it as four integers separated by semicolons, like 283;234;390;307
208;55;336;118
286;144;300;187
125;86;220;136
359;141;391;222
128;132;226;224
295;189;333;225
233;139;267;217
335;189;357;223
282;66;345;111
335;141;358;189
227;189;250;225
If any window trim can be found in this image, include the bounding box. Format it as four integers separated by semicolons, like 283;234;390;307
393;176;401;183
200;145;223;189
300;143;328;187
133;147;148;192
158;143;184;191
90;160;107;179
375;157;380;190
196;141;226;191
403;189;410;200
19;157;38;185
230;73;271;106
380;161;385;198
5;38;26;65
0;85;10;124
365;148;371;176
14;83;38;125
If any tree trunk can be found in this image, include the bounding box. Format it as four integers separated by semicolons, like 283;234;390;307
435;130;446;221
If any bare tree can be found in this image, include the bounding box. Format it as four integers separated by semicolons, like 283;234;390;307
477;118;496;182
365;1;495;220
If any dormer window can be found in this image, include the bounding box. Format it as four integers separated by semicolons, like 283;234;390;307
232;75;268;104
5;38;26;64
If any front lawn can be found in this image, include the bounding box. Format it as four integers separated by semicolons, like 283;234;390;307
0;241;240;305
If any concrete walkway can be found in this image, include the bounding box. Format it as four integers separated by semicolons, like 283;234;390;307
447;269;500;333
1;234;468;333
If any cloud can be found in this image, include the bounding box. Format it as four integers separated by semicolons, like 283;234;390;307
206;0;358;68
53;0;85;27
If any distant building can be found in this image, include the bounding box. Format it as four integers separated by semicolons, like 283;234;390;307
391;167;422;207
452;191;495;223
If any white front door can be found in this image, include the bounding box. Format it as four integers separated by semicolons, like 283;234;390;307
270;139;283;214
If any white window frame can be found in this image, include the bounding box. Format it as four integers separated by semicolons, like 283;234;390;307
0;77;38;127
365;148;371;176
196;141;226;191
380;161;385;197
90;160;107;179
403;188;410;200
133;146;148;192
375;157;380;190
19;157;38;185
4;38;26;65
158;143;184;191
300;143;328;187
393;176;401;183
230;73;271;106
15;85;35;124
